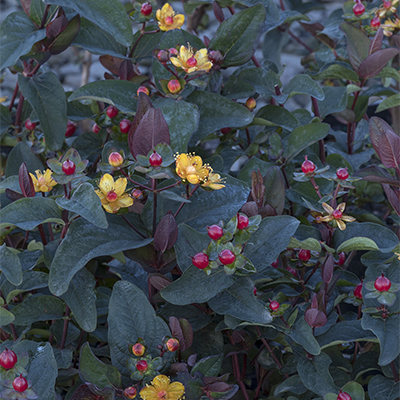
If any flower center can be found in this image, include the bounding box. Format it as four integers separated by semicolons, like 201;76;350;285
165;16;174;25
38;176;46;186
106;191;118;202
187;57;197;67
186;165;197;175
332;209;343;219
157;390;168;400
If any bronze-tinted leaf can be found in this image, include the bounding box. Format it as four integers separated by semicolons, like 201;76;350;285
5;189;25;202
340;22;370;71
382;184;400;216
369;28;384;55
119;59;135;81
154;212;178;253
358;48;400;79
169;316;193;351
305;308;327;328
299;22;335;49
19;162;35;197
321;253;334;284
46;11;68;39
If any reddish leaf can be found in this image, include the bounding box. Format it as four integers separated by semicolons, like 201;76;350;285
47;14;81;56
46;11;68;39
358;48;400;79
154;212;178;253
378;129;400;170
369;28;384;55
130;107;170;158
213;1;225;23
70;384;114;400
382;184;400;216
19;162;35;197
354;166;400;187
99;55;124;76
241;201;259;217
305;308;327;328
321;253;334;284
119;60;135;81
169;317;193;352
148;273;171;290
369;116;392;156
5;189;25;202
21;0;31;16
299;22;335;49
340;22;370;71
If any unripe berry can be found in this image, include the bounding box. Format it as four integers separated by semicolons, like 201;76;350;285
187;57;197;68
120;119;132;134
354;282;363;299
332;209;343;219
132;343;146;357
218;249;236;265
192;253;209;269
141;2;152;16
353;1;365;16
131;188;145;200
374;273;391;292
220;127;232;135
245;97;256;110
136;360;148;372
167;79;181;94
65;121;76;137
92;123;100;134
298;249;311;262
269;301;280;311
0;348;17;370
106;105;119;118
165;16;174;25
208;50;224;65
207;225;224;240
149;151;162;166
24;119;36;130
337;252;346;266
337;391;352;400
371;17;381;28
62;159;76;175
237;213;249;230
166;338;180;352
124;386;137;399
157;50;170;63
301;156;316;174
137;86;150;96
13;375;28;392
108;152;124;167
336;167;349;180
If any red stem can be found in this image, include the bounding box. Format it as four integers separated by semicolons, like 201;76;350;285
59;306;71;350
288;30;313;53
8;83;19;111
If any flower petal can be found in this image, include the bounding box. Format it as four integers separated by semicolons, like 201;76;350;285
170;57;183;68
341;215;356;222
140;385;158;400
152;375;171;390
337;202;346;212
99;174;114;195
336;220;346;231
102;203;116;214
322;202;334;214
167;382;185;399
117;195;134;208
114;177;127;196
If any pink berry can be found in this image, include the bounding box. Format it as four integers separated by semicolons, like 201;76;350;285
92;123;100;134
354;283;363;299
353;2;365;16
0;348;17;370
106;105;119;118
65;121;76;137
149;151;162;167
136;360;148;372
337;252;346;265
167;79;181;94
187;57;197;68
337;391;352;400
332;209;343;219
298;249;311;262
13;375;28;392
218;249;236;265
141;2;152;16
336;167;349;180
371;17;381;28
119;119;132;134
374;273;391;292
207;225;224;240
383;0;392;9
269;301;280;311
24;119;36;130
62;159;76;175
237;214;249;230
192;253;209;269
301;156;316;174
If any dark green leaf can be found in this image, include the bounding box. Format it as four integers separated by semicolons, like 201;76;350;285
221;75;255;99
0;244;23;286
236;68;280;99
0;104;12;138
376;93;400;113
0;307;15;327
237;157;274;186
289;316;321;355
340;22;370;71
192;354;224;377
255;105;300;131
368;375;400;400
263;166;285;214
310;63;359;82
5;141;44;178
283;74;325;101
317;86;348;118
274;375;307;396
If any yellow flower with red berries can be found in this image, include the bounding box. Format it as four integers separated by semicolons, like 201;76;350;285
320;202;356;231
170;45;213;74
29;169;57;193
156;3;184;31
175;153;211;185
95;174;133;214
140;375;184;400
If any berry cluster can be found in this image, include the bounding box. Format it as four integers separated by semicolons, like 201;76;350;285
0;349;31;394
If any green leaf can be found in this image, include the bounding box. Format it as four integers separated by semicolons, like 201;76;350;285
368;375;400;400
153;98;199;154
0;307;15;327
160;266;235;305
56;182;108;229
191;354;224;377
0;197;63;231
317;86;348;118
44;0;133;47
60;268;97;332
237;157;274;186
376;93;400;113
361;313;400;366
221;75;255;99
283;74;325;101
284;123;330;163
18;71;67;151
80;343;121;389
297;353;337;396
68;80;139;113
288;237;321;252
274;375;307;396
0;104;12;138
131;29;163;62
108;280;170;380
263;166;285;214
209;5;266;67
340;22;370;71
0;12;47;70
289;316;321;355
310;63;359;82
186;91;253;140
255;105;300;131
333;222;399;253
236;68;280;99
49;217;153;296
208;277;273;324
11;295;65;325
5;270;48;304
0;244;23;285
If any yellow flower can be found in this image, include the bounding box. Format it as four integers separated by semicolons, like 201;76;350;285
320;202;356;231
95;174;133;214
382;18;400;36
170;45;213;74
156;3;184;31
29;169;57;193
175;153;211;185
140;375;184;400
202;172;225;190
377;0;399;19
0;96;7;104
396;252;400;261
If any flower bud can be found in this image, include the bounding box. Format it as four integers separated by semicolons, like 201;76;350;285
158;49;170;63
245;97;256;110
208;50;224;65
136;360;148;372
166;338;180;352
169;47;178;56
137;86;150;96
124;386;137;399
108;152;124;167
167;79;181;94
131;188;145;201
132;343;146;357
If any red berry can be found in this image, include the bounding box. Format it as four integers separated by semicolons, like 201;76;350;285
237;213;249;230
371;17;381;28
92;123;100;134
13;375;28;392
353;2;365;16
165;16;174;25
336;167;349;180
106;105;119;118
119;119;132;134
337;252;346;266
169;48;178;56
269;301;280;311
64;121;76;137
253;287;257;295
218;249;236;265
141;2;152;16
332;209;343;219
187;57;197;68
374;273;391;292
220;127;231;135
136;360;148;372
301;156;316;174
62;159;76;175
298;249;311;262
0;348;17;370
192;253;209;269
149;151;162;167
167;79;181;94
354;283;363;299
287;266;297;276
124;387;137;399
271;258;279;268
383;0;392;9
106;190;118;202
207;225;224;240
24;119;36;130
337;391;352;400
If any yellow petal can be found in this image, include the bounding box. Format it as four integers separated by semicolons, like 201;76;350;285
322;202;334;214
337;220;346;231
187;174;200;184
117;195;134;208
139;385;158;400
170;57;183;68
102;203;115;214
191;155;203;169
156;8;162;21
337;202;346;212
29;173;38;186
198;61;212;72
176;153;190;169
172;14;185;29
180;45;190;62
99;174;114;195
161;3;173;16
166;382;185;398
341;215;356;222
114;177;127;197
320;216;333;222
152;375;171;390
